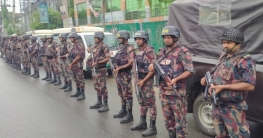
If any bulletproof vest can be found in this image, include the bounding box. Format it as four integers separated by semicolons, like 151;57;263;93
69;42;84;60
39;42;46;56
28;44;34;54
113;44;130;67
135;46;153;73
60;42;69;56
46;42;57;57
158;46;185;87
213;52;251;102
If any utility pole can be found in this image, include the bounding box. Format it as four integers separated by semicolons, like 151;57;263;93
28;0;31;25
102;0;105;30
12;0;15;25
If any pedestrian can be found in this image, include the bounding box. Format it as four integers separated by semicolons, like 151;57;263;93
112;30;135;123
148;26;194;138
200;28;256;138
68;32;85;101
88;31;111;112
130;30;157;137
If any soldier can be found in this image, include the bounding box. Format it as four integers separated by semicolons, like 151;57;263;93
58;33;72;91
10;34;18;68
88;31;111;111
200;28;256;138
0;36;5;59
130;31;157;137
68;33;85;101
45;35;61;84
148;26;194;138
5;36;12;64
28;36;40;78
21;35;30;75
15;36;23;70
39;36;49;80
112;30;135;123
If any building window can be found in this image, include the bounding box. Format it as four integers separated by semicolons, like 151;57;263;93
107;0;121;12
150;0;169;17
125;0;146;20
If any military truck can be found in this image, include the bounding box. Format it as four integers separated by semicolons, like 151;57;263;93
167;0;263;136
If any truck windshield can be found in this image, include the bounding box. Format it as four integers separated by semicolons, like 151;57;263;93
84;34;118;48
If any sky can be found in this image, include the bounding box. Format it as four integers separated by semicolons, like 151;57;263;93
5;0;21;13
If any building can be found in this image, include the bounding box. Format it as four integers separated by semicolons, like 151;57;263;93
74;0;173;50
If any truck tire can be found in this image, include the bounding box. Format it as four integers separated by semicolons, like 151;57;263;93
193;94;215;136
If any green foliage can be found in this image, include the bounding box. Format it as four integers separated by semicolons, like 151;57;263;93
30;8;63;30
1;5;19;35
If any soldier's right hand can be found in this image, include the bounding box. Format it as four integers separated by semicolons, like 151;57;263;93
87;48;91;53
200;77;206;86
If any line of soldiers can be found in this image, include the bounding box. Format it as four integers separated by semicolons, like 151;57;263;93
0;26;256;138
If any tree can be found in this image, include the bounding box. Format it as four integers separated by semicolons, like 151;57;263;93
68;0;75;26
1;5;19;35
30;8;63;30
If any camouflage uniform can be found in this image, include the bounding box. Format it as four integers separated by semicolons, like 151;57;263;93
46;42;60;79
28;41;40;72
88;42;111;101
39;42;48;72
158;44;194;138
212;51;256;138
135;45;157;119
21;40;30;71
15;40;23;69
68;40;85;91
59;41;72;84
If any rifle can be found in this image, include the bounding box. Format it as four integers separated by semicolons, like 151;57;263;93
204;71;218;105
89;45;97;76
134;59;145;104
153;61;181;97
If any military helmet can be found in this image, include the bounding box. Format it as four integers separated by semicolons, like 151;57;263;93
6;36;10;39
94;31;105;39
11;34;18;37
59;33;68;39
116;30;130;39
134;30;149;41
220;28;244;44
68;32;79;39
161;26;180;38
22;34;29;39
40;35;46;39
30;36;37;41
17;36;22;41
46;35;53;39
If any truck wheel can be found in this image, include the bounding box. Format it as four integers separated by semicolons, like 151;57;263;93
193;94;215;136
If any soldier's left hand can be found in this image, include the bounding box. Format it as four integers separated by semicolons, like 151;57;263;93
92;63;97;67
113;68;120;74
137;80;146;88
209;84;224;94
68;63;73;70
168;78;178;86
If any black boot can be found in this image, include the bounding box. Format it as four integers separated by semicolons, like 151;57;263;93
70;88;81;97
131;115;147;130
30;70;36;77
16;64;21;70
169;133;176;138
46;73;52;81
113;104;127;118
42;72;48;80
49;76;57;84
120;107;133;123
25;68;31;75
142;119;157;137
64;82;72;92
22;68;28;74
90;96;102;109
77;89;85;101
60;81;68;89
98;99;109;112
54;76;61;85
33;71;39;78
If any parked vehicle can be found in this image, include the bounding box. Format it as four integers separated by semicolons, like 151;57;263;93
167;0;263;136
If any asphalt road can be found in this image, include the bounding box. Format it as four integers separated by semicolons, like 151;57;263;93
0;60;262;138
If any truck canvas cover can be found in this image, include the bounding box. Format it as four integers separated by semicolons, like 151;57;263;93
168;0;263;63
